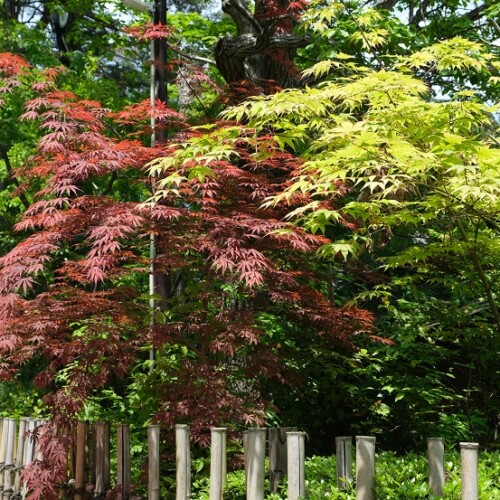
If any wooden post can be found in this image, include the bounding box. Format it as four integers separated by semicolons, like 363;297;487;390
3;418;16;500
336;436;353;489
356;436;375;500
286;431;305;500
209;428;227;500
117;424;131;500
74;422;87;500
244;429;266;500
93;422;110;498
460;442;478;500
176;424;191;500
427;437;445;497
148;425;160;500
268;427;296;493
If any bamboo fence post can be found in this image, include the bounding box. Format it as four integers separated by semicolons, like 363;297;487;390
13;417;27;497
268;427;296;493
286;431;305;500
91;424;96;493
209;428;227;500
2;418;16;500
23;419;36;465
0;418;8;495
460;442;479;500
427;437;445;497
148;425;160;500
93;422;110;498
176;424;191;500
117;424;131;500
103;423;110;492
244;428;266;500
356;436;375;500
336;436;353;490
33;420;45;463
74;421;87;500
54;421;68;500
84;422;92;495
20;418;36;500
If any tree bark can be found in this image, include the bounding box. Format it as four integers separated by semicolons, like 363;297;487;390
2;0;19;20
215;0;308;92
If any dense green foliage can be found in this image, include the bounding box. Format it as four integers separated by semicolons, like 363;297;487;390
161;31;500;450
188;450;500;499
0;1;499;495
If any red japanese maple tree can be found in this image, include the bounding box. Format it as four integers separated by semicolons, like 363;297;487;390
0;51;372;498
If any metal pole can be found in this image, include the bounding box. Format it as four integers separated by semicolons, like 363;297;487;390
121;0;159;375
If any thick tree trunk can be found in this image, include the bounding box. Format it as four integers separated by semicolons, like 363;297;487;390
215;0;308;92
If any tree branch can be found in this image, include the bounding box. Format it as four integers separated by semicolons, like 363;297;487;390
167;42;216;67
216;32;308;61
222;0;262;35
464;3;487;22
375;0;400;11
455;217;500;335
410;0;432;26
490;17;500;37
1;149;30;209
100;171;118;197
215;32;308;85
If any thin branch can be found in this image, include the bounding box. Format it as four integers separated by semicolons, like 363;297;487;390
167;42;216;67
490;18;500;37
176;66;211;114
1;149;30;209
100;171;118;196
410;0;432;26
455;217;500;335
338;0;385;69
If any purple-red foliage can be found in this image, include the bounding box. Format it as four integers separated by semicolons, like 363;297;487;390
0;52;373;498
125;22;172;41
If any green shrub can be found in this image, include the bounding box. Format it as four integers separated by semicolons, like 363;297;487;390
190;450;500;499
